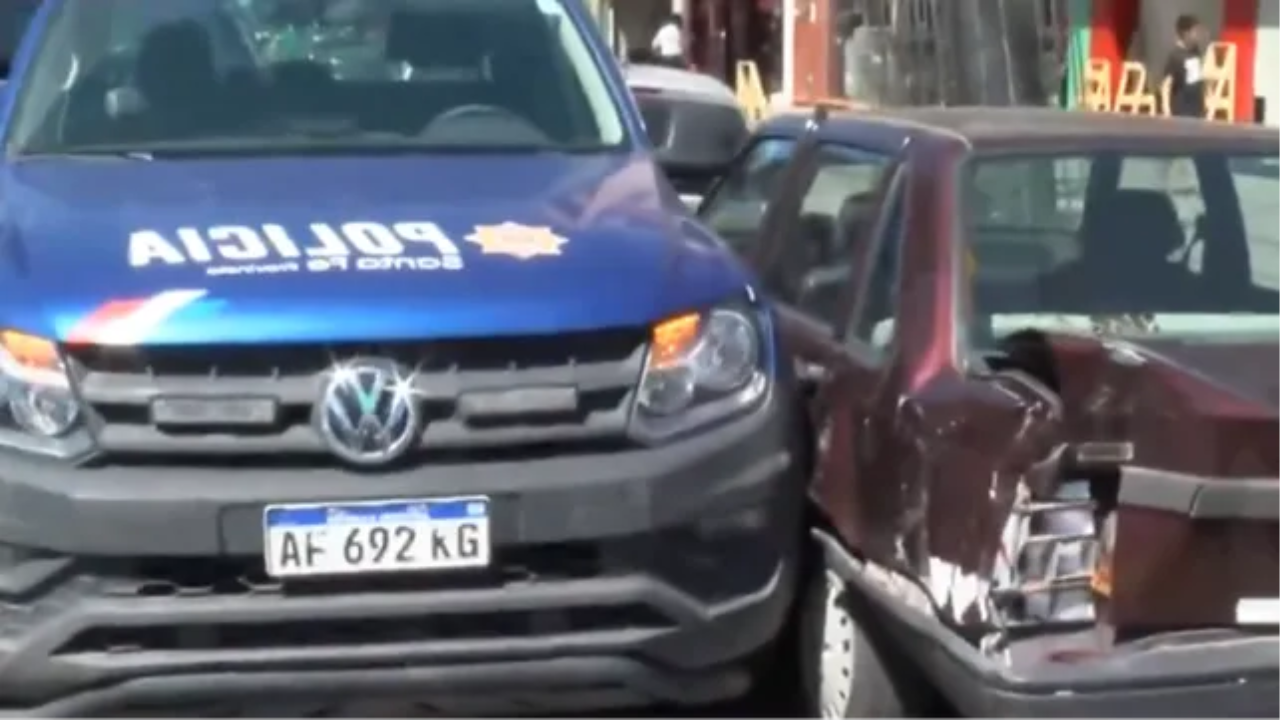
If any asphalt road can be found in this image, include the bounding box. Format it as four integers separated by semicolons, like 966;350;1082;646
118;690;808;718
146;683;810;717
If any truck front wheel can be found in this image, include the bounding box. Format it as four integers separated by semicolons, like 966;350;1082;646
798;566;908;718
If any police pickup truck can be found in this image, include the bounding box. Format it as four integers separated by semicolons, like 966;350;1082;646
0;0;802;714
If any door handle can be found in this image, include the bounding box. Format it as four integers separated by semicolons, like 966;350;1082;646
796;360;828;384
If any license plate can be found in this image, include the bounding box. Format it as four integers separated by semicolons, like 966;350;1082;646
263;497;490;578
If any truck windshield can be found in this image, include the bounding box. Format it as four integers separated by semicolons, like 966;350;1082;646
5;0;628;157
962;149;1279;343
0;0;40;77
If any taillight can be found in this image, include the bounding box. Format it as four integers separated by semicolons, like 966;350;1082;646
1090;512;1116;597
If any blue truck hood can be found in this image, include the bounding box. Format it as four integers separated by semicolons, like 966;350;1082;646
0;153;743;344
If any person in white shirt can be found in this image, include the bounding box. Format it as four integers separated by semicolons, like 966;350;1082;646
650;14;684;68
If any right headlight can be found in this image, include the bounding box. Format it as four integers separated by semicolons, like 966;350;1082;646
631;306;769;440
0;330;92;458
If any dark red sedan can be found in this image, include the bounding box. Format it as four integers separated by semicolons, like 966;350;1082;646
697;105;1279;717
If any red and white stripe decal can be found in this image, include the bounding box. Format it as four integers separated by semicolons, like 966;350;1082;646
66;289;208;345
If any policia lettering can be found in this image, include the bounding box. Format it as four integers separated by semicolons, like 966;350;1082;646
128;221;464;275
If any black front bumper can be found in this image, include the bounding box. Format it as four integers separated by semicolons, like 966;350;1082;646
0;397;801;715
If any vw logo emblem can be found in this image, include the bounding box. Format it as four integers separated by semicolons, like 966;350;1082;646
317;358;420;466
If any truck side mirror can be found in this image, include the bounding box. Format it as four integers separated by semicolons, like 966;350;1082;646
632;91;744;202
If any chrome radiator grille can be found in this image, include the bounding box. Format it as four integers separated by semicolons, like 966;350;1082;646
63;329;647;459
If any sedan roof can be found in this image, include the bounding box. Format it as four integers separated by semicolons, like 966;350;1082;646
760;105;1278;150
623;63;739;107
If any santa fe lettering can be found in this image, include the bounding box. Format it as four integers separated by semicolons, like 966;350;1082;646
128;221;463;270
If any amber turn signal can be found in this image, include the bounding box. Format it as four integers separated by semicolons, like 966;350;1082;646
649;312;701;369
1091;552;1113;597
0;330;60;370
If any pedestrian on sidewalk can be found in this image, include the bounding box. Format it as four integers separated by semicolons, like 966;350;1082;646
650;13;685;69
1160;14;1207;119
1160;14;1209;193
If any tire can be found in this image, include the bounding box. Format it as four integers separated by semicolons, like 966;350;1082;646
798;564;909;718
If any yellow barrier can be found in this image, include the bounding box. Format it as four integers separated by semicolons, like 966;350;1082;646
1203;41;1237;122
734;60;769;125
1113;61;1158;115
1106;41;1238;122
1082;58;1113;112
752;42;1240;125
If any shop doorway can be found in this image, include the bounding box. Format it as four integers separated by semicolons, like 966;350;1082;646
688;0;783;94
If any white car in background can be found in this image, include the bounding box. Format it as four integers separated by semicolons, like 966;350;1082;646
624;63;749;207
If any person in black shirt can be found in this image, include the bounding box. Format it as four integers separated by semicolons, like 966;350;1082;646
1161;14;1207;118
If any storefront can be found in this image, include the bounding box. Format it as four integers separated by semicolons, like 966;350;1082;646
783;0;1066;107
583;0;643;56
1067;0;1273;124
586;0;786;99
683;0;784;92
1257;0;1278;124
779;0;835;104
777;0;1271;121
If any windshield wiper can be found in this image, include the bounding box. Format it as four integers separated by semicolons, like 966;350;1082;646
276;122;408;143
274;129;567;154
16;149;153;161
16;133;410;157
14;131;619;159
